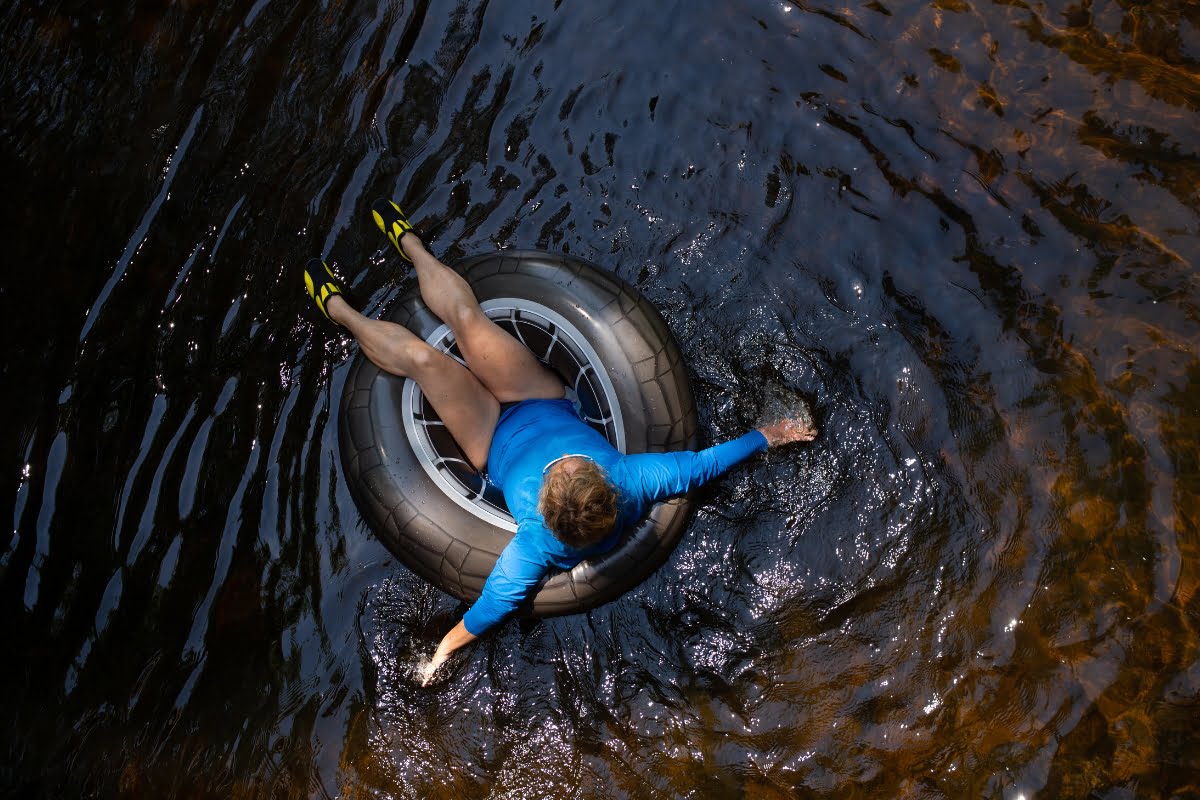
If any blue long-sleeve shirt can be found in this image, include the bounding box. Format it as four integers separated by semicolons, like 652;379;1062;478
462;398;768;635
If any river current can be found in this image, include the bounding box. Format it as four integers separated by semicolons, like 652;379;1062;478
2;1;1198;797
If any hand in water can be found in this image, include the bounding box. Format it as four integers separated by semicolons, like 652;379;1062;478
418;619;476;686
418;650;450;686
758;417;818;447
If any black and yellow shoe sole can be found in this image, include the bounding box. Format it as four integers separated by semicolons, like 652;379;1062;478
371;198;414;262
303;258;346;326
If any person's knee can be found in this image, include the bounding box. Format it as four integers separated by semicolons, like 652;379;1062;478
445;304;486;335
403;342;441;374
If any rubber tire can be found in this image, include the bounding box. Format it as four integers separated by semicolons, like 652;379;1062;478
339;250;699;616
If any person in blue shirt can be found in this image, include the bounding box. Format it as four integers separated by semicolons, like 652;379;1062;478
304;200;817;684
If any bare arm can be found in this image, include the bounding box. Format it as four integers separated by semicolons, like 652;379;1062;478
420;619;477;685
418;528;548;685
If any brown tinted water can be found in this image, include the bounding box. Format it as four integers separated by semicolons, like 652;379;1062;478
2;1;1198;797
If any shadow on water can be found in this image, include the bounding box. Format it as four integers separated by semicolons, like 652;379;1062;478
1;0;1198;796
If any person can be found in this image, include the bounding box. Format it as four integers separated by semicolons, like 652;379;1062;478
304;199;818;685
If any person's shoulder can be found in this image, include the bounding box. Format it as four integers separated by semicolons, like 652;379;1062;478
514;518;557;549
502;522;558;571
513;517;548;537
605;453;641;484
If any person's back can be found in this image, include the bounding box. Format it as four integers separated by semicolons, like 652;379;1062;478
487;398;624;538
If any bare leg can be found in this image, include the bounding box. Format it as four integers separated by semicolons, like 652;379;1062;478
328;295;499;470
401;234;565;403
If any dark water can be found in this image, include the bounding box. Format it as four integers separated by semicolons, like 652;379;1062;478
3;0;1198;796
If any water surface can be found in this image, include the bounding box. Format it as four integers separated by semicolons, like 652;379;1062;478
2;0;1198;797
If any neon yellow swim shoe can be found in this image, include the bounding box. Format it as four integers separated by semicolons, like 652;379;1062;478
371;198;414;262
302;258;349;327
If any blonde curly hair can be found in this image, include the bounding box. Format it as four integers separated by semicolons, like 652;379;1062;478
538;458;618;548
